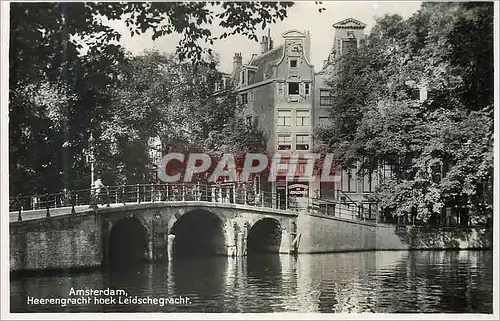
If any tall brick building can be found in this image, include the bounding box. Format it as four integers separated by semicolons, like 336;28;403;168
230;18;381;215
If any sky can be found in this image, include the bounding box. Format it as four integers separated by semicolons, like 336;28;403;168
109;1;423;73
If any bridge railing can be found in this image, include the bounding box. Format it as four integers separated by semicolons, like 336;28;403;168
10;183;366;222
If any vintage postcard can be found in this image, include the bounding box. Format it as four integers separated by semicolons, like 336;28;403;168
1;1;498;319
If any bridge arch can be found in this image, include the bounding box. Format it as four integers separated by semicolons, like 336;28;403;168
247;217;282;255
108;216;148;267
169;208;227;258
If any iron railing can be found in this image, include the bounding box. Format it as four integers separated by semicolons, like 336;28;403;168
9;183;364;222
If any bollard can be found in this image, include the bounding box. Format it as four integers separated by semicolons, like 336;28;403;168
71;190;76;214
46;193;50;217
17;197;22;221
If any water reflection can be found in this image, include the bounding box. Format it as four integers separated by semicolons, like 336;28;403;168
10;251;493;313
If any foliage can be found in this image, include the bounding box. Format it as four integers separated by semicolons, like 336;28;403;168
100;51;267;185
316;2;494;222
9;2;293;196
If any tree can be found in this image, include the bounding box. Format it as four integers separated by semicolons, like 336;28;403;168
316;2;494;224
94;50;267;185
9;2;295;195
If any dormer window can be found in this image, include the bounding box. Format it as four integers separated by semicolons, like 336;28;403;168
240;70;247;87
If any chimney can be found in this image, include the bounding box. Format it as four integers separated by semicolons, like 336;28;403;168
232;52;242;75
260;36;269;54
268;28;273;50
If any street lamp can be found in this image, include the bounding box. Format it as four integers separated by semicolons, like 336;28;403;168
86;133;97;209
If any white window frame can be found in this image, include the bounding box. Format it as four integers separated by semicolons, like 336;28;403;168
277;134;292;150
296;110;310;127
295;134;310;150
288;82;300;95
277;110;292;127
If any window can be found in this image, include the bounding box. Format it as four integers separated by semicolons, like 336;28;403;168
241;93;248;104
341;39;357;55
320;89;333;106
366;203;376;220
305;83;310;95
363;170;374;192
277;110;292;126
318;117;331;126
278;134;292;150
343;169;356;192
246;116;252;127
296;110;310;126
288;83;299;95
382;162;396;181
277;82;284;96
296;134;310;150
290;59;298;69
240;70;247;86
419;87;428;102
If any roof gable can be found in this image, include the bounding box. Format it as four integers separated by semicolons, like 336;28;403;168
333;18;367;29
246;45;284;84
282;29;307;39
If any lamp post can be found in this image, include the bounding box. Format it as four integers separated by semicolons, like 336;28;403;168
87;133;97;210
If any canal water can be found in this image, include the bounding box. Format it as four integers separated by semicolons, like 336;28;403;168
10;250;493;313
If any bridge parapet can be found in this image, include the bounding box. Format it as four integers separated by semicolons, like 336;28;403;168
10;183;367;223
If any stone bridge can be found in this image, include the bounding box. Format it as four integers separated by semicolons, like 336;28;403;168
10;187;492;273
10;201;301;272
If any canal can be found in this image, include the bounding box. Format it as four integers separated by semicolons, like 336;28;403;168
10;250;493;313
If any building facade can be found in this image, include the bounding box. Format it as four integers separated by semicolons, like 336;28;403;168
230;18;386;216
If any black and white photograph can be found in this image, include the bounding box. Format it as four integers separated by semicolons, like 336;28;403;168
1;0;498;318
